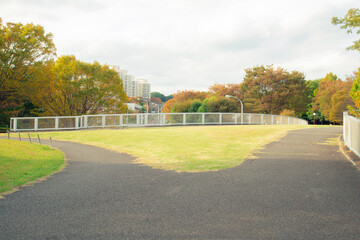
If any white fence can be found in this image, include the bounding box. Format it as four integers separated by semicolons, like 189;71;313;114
343;112;360;157
10;112;308;132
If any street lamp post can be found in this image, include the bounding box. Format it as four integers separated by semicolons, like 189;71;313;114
137;98;149;113
225;95;244;124
313;112;316;125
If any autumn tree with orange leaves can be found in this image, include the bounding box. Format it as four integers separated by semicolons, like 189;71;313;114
312;73;354;124
241;65;310;116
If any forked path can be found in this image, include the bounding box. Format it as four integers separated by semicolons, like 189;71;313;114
1;127;360;239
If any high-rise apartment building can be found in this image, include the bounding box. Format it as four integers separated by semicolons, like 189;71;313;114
109;65;151;99
137;78;151;99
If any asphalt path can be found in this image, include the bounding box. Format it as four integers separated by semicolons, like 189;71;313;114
1;127;360;239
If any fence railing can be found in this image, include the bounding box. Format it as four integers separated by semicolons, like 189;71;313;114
10;112;308;132
343;112;360;157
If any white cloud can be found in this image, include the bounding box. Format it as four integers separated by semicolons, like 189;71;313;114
0;0;359;95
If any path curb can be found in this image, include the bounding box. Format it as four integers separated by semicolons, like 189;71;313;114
338;135;360;170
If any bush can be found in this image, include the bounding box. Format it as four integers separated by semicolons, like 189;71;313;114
205;97;238;112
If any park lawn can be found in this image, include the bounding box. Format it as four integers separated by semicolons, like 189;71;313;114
26;125;311;172
0;139;65;194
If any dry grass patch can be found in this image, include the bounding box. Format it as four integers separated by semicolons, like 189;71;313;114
14;125;318;172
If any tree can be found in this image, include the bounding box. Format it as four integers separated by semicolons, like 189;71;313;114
351;69;360;108
162;98;176;113
306;79;321;98
313;72;354;124
305;79;322;122
171;99;194;113
346;69;360;117
208;83;242;98
241;65;309;116
29;55;128;116
205;97;237;113
0;18;56;125
165;94;174;101
330;88;354;124
188;100;202;112
151;96;162;105
208;83;243;112
151;92;166;102
332;8;360;52
161;90;208;113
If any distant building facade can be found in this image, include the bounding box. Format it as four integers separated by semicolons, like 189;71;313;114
126;103;142;112
109;65;151;99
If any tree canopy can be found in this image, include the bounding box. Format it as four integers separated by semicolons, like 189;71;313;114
29;55;128;116
0;18;56;124
312;73;354;124
332;8;360;52
241;65;309;116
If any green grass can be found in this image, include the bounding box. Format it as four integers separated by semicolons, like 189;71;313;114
0;139;65;194
23;125;313;172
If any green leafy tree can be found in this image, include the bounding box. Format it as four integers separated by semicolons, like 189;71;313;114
348;69;360;117
306;79;321;98
351;71;360;108
0;18;56;125
165;94;174;101
332;8;360;52
305;79;323;122
188;100;202;112
205;97;238;112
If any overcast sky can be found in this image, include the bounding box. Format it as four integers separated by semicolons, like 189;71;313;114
1;0;359;95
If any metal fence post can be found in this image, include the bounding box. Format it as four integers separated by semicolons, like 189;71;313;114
249;114;252;124
261;114;264;125
55;117;59;130
202;113;205;125
183;113;186;125
84;115;88;129
80;116;83;129
102;115;106;128
14;118;17;132
219;113;222;125
34;118;38;131
75;117;79;130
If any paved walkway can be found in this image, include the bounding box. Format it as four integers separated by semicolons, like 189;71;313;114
1;127;360;239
